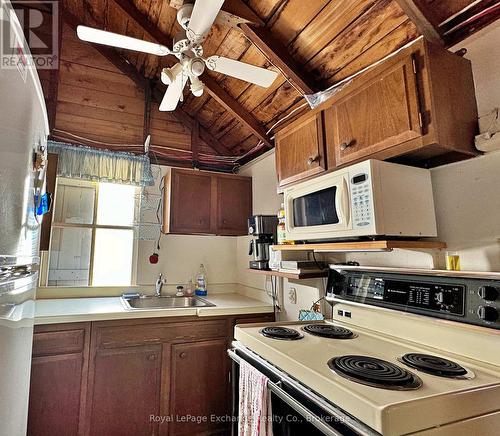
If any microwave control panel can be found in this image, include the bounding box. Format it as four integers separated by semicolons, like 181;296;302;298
350;173;373;228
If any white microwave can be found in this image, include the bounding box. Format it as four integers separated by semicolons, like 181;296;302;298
284;160;437;241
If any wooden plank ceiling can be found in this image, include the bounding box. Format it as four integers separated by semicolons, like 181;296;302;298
42;0;499;168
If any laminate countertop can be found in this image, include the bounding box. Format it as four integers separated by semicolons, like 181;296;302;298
34;293;274;325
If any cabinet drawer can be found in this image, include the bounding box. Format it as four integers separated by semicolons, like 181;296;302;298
95;319;228;348
32;329;85;357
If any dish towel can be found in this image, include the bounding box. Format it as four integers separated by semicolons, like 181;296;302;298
238;360;273;436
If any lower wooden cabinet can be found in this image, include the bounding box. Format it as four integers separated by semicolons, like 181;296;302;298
88;345;162;436
28;313;274;436
169;339;230;435
28;323;89;436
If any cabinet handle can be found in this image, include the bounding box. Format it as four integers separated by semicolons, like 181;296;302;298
179;352;187;359
340;141;352;151
307;155;319;165
147;354;157;361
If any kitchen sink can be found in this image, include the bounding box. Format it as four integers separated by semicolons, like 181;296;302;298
121;295;215;310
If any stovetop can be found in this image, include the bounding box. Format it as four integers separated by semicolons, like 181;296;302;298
234;318;500;435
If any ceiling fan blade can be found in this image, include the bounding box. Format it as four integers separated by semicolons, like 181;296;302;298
77;26;171;56
159;73;188;111
205;56;278;88
187;0;225;42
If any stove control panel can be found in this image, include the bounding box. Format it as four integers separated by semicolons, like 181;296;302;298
326;269;500;329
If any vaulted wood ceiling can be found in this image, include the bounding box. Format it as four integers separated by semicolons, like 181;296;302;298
36;0;500;169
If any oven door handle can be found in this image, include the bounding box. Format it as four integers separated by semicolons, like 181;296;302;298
267;380;342;436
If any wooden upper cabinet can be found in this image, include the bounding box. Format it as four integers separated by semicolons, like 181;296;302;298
164;168;252;236
216;175;252;235
276;39;478;188
167;169;213;234
325;55;422;167
275;112;326;187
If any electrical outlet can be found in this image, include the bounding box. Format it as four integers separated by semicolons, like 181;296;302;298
288;287;297;304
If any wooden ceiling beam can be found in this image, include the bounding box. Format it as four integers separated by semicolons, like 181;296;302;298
169;0;264;28
441;0;500;47
395;0;445;45
239;23;317;95
202;75;273;149
113;0;272;151
63;9;232;158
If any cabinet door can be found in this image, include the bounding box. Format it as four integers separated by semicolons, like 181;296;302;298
89;345;162;436
216;175;252;235
169;339;230;435
28;324;89;436
275;112;325;187
168;169;213;234
326;55;422;167
28;354;84;436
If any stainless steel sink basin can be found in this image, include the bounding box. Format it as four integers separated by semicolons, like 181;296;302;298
121;295;215;310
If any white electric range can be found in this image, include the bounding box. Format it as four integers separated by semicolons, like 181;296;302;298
230;267;500;435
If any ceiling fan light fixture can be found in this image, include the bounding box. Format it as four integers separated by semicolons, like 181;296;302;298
177;3;194;30
190;76;204;97
161;63;183;85
190;58;205;77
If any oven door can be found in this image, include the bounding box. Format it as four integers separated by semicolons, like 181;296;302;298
228;344;377;436
284;173;352;241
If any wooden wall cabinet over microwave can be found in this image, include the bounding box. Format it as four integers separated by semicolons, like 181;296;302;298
275;38;479;188
163;168;252;236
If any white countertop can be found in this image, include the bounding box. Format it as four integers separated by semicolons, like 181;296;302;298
34;293;274;325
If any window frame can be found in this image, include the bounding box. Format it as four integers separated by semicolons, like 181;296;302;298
46;177;139;287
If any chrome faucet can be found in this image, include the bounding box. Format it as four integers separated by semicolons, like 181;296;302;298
155;273;164;297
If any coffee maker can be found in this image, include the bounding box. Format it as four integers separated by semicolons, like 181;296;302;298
248;215;278;270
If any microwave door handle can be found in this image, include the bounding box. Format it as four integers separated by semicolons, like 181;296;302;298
338;178;350;225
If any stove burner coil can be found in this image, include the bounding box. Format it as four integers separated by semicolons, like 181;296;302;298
328;355;422;390
400;353;469;378
303;324;356;339
260;326;303;340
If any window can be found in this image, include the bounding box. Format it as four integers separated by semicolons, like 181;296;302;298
47;178;138;287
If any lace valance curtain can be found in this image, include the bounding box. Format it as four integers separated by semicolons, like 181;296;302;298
47;141;154;187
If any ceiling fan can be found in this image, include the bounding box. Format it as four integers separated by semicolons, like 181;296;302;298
77;0;278;111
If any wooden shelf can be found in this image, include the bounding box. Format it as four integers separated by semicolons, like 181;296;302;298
272;240;447;252
245;268;328;279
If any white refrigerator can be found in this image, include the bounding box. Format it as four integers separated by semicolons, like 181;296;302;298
0;1;49;434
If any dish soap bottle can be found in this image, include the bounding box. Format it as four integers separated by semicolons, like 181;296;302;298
195;264;208;297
